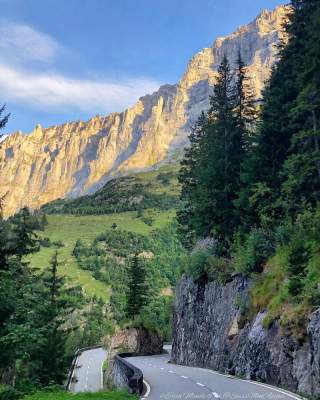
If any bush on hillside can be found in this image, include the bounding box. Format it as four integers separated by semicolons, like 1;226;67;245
232;229;274;275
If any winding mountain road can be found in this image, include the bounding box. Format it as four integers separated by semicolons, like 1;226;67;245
127;347;303;400
73;347;107;393
71;345;303;400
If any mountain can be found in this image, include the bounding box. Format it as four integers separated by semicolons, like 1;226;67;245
0;5;289;216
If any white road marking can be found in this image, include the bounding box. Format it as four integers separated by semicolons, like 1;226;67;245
204;369;305;400
168;370;175;374
180;375;188;379
212;393;220;398
160;367;164;370
143;379;151;398
196;382;205;387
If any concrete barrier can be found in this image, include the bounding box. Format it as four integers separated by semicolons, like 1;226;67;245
112;353;143;395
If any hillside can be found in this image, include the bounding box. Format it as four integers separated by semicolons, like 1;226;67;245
0;5;289;216
28;165;180;299
40;164;180;215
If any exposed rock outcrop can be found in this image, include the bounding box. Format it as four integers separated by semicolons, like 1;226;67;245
109;327;163;357
104;327;162;391
0;6;290;216
172;276;320;399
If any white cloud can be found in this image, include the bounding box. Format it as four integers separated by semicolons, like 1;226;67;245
0;21;161;114
0;63;161;113
0;21;63;64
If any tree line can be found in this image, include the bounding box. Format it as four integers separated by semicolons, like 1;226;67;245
178;0;320;334
179;0;320;254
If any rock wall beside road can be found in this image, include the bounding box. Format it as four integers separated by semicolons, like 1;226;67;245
110;327;163;357
172;275;320;399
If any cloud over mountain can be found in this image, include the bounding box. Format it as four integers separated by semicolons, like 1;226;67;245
0;21;161;114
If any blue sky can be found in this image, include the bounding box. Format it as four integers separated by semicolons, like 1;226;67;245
0;0;285;134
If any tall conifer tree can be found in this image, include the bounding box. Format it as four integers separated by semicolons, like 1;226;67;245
178;55;255;249
127;253;148;319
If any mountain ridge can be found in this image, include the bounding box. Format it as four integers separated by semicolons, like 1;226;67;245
0;5;290;216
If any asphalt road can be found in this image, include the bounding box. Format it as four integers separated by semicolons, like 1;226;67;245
73;347;107;393
127;350;303;400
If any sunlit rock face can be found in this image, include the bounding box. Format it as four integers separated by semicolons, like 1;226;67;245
0;5;290;216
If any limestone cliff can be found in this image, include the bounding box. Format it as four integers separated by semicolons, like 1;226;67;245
0;5;290;216
172;276;320;399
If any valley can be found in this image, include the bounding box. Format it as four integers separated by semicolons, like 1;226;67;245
1;2;319;400
28;164;180;300
0;6;288;217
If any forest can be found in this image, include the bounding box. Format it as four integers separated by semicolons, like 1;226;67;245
178;0;320;338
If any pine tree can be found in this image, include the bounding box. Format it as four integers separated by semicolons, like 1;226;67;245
234;52;259;150
178;55;250;250
127;253;148;320
197;56;238;245
11;208;39;260
234;53;260;230
34;251;78;385
240;1;317;227
177;112;208;248
280;0;320;214
0;213;40;385
0;104;10;136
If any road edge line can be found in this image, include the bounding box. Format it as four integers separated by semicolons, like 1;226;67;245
101;353;106;390
142;379;151;398
69;354;78;391
204;368;306;400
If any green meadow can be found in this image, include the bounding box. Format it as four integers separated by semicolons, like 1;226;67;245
28;210;176;300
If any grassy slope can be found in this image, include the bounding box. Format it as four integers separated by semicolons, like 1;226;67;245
28;210;175;301
28;164;180;300
24;390;137;400
132;163;180;195
40;163;181;215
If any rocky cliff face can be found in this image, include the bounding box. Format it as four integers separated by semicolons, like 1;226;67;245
172;276;320;399
109;327;163;357
0;6;289;216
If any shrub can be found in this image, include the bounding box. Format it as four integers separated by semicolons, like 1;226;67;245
184;249;211;281
232;229;274;275
40;238;51;248
141;216;153;226
205;256;233;284
52;240;64;248
192;237;218;254
0;385;21;400
249;208;320;336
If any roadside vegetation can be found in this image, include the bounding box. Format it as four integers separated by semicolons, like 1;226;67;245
22;389;137;400
178;0;320;338
72;222;185;339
